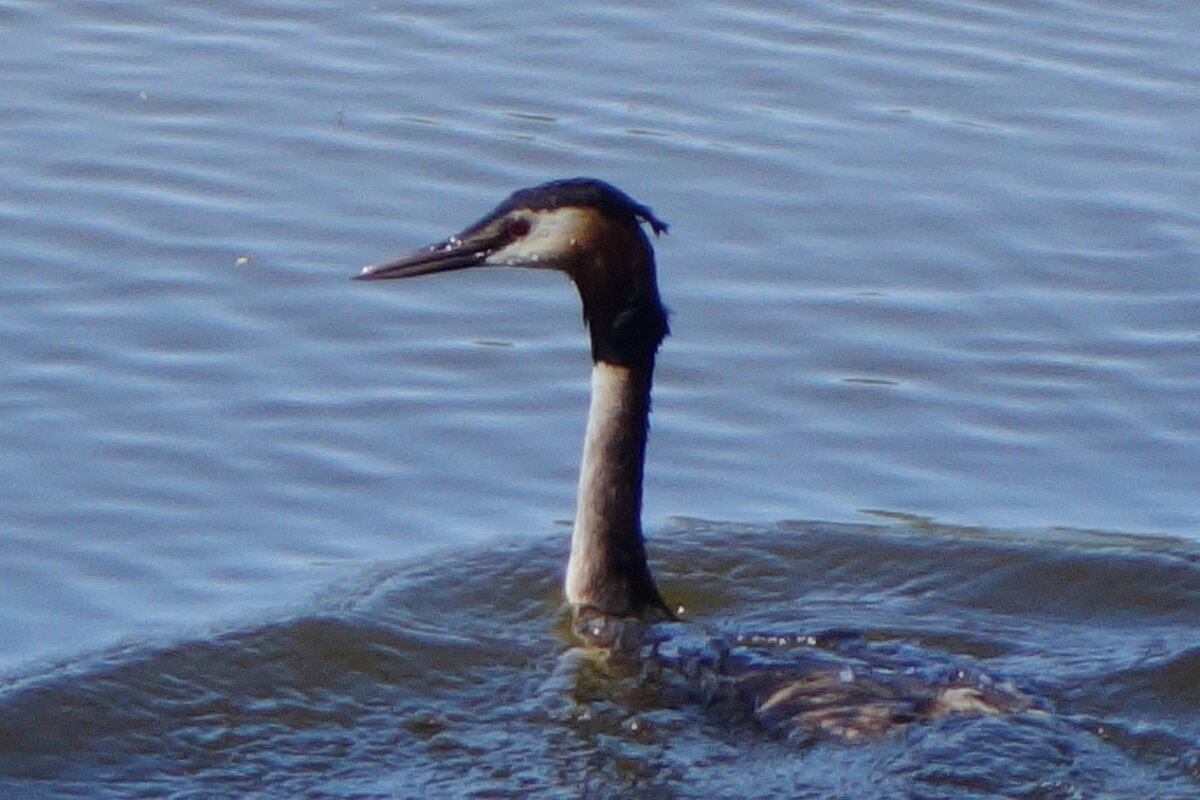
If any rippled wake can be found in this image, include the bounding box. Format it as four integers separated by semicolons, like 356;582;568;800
2;521;1197;799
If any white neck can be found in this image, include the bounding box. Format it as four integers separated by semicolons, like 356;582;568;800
565;362;665;618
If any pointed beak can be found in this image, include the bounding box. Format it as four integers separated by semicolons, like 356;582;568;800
354;232;501;281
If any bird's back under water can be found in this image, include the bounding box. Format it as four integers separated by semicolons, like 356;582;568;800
574;612;1040;743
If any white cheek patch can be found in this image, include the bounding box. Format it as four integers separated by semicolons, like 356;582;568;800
484;207;593;267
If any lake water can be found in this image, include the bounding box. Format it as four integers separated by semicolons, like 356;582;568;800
1;0;1198;797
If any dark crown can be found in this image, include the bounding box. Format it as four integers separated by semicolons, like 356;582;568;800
496;178;669;236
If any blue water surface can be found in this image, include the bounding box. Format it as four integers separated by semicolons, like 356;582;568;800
1;1;1197;797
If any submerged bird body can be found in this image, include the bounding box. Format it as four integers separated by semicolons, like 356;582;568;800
357;178;1038;739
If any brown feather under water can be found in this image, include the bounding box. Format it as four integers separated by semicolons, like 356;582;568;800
573;614;1042;742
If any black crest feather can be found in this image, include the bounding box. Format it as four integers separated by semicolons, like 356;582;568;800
498;178;669;237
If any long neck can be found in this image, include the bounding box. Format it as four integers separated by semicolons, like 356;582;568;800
565;359;668;618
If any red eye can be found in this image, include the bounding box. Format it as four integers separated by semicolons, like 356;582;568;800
508;218;531;237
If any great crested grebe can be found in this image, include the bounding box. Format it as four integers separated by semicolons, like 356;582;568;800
356;178;1038;739
358;178;671;621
